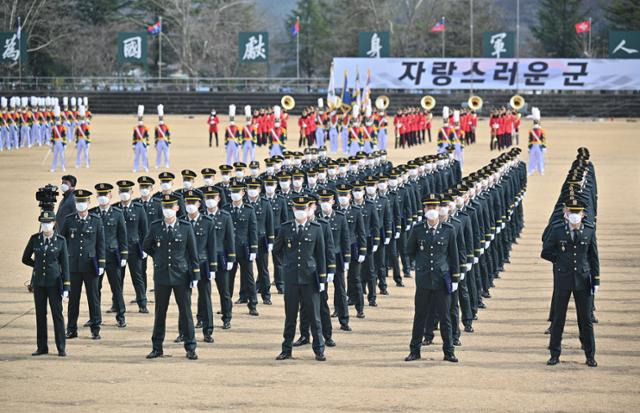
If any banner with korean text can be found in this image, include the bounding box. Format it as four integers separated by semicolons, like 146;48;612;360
332;58;640;90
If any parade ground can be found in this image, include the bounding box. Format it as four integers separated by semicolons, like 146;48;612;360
0;115;638;412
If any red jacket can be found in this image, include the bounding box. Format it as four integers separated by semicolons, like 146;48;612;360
207;115;219;133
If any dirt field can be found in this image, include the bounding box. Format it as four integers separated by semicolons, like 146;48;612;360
0;114;638;412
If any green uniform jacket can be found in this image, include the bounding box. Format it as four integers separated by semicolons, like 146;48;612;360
206;209;236;267
22;233;70;291
116;201;148;259
274;220;327;286
407;221;460;290
224;203;258;259
186;214;217;272
90;206;128;265
61;213;106;274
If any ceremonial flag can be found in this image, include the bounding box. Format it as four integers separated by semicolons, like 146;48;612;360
341;69;352;105
291;17;300;37
354;67;361;106
431;17;445;33
327;62;336;105
362;69;372;108
147;20;162;35
575;20;591;33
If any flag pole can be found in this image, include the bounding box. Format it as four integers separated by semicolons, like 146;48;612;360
587;17;592;56
17;16;22;85
296;16;300;79
158;16;162;79
470;0;474;96
442;17;445;58
516;0;520;90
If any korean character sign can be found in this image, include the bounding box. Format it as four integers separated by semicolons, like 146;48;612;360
332;57;640;91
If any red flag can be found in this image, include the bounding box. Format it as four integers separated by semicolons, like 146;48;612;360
575;20;591;33
430;17;445;33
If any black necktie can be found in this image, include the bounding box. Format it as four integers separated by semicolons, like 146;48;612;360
571;230;575;242
101;210;106;218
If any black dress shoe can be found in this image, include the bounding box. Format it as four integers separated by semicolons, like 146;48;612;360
464;325;474;333
547;356;559;366
276;351;292;360
453;339;462;346
444;354;458;363
356;312;365;319
544;326;552;335
130;300;137;304
203;335;214;343
315;353;326;361
404;353;421;362
478;302;486;309
65;331;78;339
422;339;433;346
263;299;272;305
58;351;67;357
106;307;117;314
222;321;231;329
216;311;222;315
32;349;48;356
139;307;149;314
277;289;284;295
331;311;338;318
249;309;259;316
481;292;491;299
404;274;412;278
325;338;336;347
395;281;405;287
235;298;248;304
379;290;389;296
146;349;163;359
117;320;127;328
293;336;310;347
586;358;597;367
195;320;203;328
91;332;101;340
368;301;378;307
347;299;355;306
340;324;352;332
186;351;198;360
591;316;599;324
174;335;184;343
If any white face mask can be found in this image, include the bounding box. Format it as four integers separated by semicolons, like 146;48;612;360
247;189;259;198
328;168;337;176
265;185;276;195
294;159;302;166
425;209;439;220
366;187;376;196
338;196;350;206
279;181;290;190
409;169;417;177
318;172;326;180
439;206;449;216
235;171;244;179
205;199;218;209
307;209;316;219
119;192;131;202
60;183;70;193
389;179;398;188
140;188;151;197
349;165;358;172
426;164;433;172
352;191;364;200
163;208;176;219
283;159;292;167
250;169;259;177
293;179;303;188
294;210;307;220
456;197;464;208
436;161;444;167
320;202;332;214
203;177;214;186
377;183;387;191
186;204;199;214
161;182;172;191
338;166;347;174
266;167;274;175
307;177;317;186
221;174;231;183
568;213;582;225
41;222;55;234
97;196;109;206
230;192;243;202
183;181;193;190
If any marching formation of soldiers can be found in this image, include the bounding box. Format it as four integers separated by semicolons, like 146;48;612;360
393;106;433;149
1;95;92;171
541;146;599;367
23;135;528;362
132;105;172;172
435;106;479;171
489;107;521;151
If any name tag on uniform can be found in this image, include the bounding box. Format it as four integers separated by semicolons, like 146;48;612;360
287;239;292;249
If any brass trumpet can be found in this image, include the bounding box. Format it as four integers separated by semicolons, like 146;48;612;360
468;95;483;111
509;95;525;110
281;95;295;111
420;95;436;111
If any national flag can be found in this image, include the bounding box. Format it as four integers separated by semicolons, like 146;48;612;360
16;18;21;41
430;17;445;33
327;62;336;106
575;20;591;33
291;17;300;37
147;20;162;35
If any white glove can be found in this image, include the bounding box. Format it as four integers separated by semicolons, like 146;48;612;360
120;259;127;267
62;290;69;300
98;268;104;276
479;248;484;255
268;243;273;252
384;238;391;245
344;262;350;272
319;283;326;292
405;225;411;231
142;252;148;259
327;273;334;283
496;227;501;234
209;271;215;281
490;234;495;240
226;262;234;271
417;216;423;222
465;263;472;272
357;255;365;263
460;273;465;281
501;222;506;229
593;285;599;294
473;257;479;264
485;241;490;249
372;245;379;253
190;280;198;289
451;282;459;292
395;232;400;239
249;253;256;262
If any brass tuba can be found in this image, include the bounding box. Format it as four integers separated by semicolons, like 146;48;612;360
468;95;483;111
375;95;390;110
509;95;525;110
281;95;295;111
420;95;436;111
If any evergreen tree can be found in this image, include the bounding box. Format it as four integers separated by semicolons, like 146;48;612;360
531;0;586;57
605;0;640;31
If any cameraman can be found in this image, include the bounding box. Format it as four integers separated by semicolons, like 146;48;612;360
56;175;77;229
